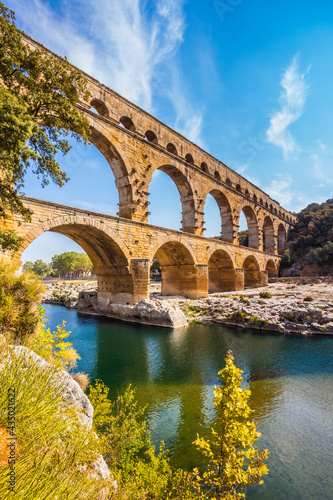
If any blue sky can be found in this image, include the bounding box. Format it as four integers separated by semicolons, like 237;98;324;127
6;0;333;263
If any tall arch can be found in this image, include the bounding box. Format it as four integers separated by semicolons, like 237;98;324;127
19;217;135;303
243;255;261;288
208;250;235;292
205;190;233;242
150;165;195;233
263;216;275;253
154;241;198;298
240;207;259;249
278;224;287;255
88;125;134;219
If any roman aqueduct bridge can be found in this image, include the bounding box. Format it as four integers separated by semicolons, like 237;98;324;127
3;36;296;305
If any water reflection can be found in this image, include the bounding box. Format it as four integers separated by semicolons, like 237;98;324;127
43;305;333;500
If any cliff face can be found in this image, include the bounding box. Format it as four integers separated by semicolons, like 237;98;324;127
281;199;333;276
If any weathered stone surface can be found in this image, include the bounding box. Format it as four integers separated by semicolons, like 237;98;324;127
77;291;189;328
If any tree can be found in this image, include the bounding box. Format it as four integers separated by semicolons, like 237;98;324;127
193;351;269;499
0;2;90;251
0;257;45;342
51;251;92;278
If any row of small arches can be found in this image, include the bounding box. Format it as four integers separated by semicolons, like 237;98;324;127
89;99;292;223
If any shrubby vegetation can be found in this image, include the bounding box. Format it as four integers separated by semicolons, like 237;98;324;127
285;199;333;270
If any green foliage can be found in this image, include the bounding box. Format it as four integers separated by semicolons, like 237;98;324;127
0;229;23;253
259;291;272;299
306;241;333;266
193;351;269;498
88;381;198;499
303;296;314;302
284;199;333;270
0;2;90;251
250;316;259;324
280;249;296;269
231;310;248;322
22;258;50;276
30;306;80;371
0;344;106;499
51;251;93;278
239;230;249;247
0;257;44;342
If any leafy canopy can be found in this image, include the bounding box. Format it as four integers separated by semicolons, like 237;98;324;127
0;2;90;249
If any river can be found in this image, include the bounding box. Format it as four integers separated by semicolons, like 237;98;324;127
43;303;333;499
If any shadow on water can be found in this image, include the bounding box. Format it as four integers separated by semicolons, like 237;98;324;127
43;304;333;500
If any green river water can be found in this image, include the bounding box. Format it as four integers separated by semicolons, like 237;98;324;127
43;304;333;499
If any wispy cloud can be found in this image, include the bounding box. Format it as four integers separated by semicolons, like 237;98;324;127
266;55;309;159
264;174;311;212
8;0;192;115
73;200;117;214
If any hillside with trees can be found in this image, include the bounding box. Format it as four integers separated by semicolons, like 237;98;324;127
281;199;333;275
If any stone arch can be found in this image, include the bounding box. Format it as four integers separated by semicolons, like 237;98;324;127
166;143;178;155
145;130;158;144
240;206;259;249
245;189;250;197
201;162;209;173
208;249;235;292
153;240;198;298
263;216;275;253
88;125;134;219
150;164;195;233
205;190;233;242
214;171;221;180
243;255;261;288
278;223;287;255
266;259;278;277
185;153;194;165
119;116;135;131
226;178;232;187
236;184;241;192
90;98;109;118
20;217;135;303
253;194;258;202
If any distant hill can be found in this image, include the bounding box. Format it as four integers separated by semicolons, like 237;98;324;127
281;199;333;276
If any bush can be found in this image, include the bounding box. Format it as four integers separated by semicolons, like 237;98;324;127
0;346;107;499
303;296;314;302
259;291;273;299
0;258;44;343
193;351;269;498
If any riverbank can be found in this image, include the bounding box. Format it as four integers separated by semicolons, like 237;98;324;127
42;280;333;335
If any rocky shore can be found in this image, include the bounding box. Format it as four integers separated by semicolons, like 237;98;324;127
42;280;333;335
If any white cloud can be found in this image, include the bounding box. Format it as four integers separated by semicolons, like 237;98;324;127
264;174;311;212
8;0;189;111
266;55;309;159
73;200;117;214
